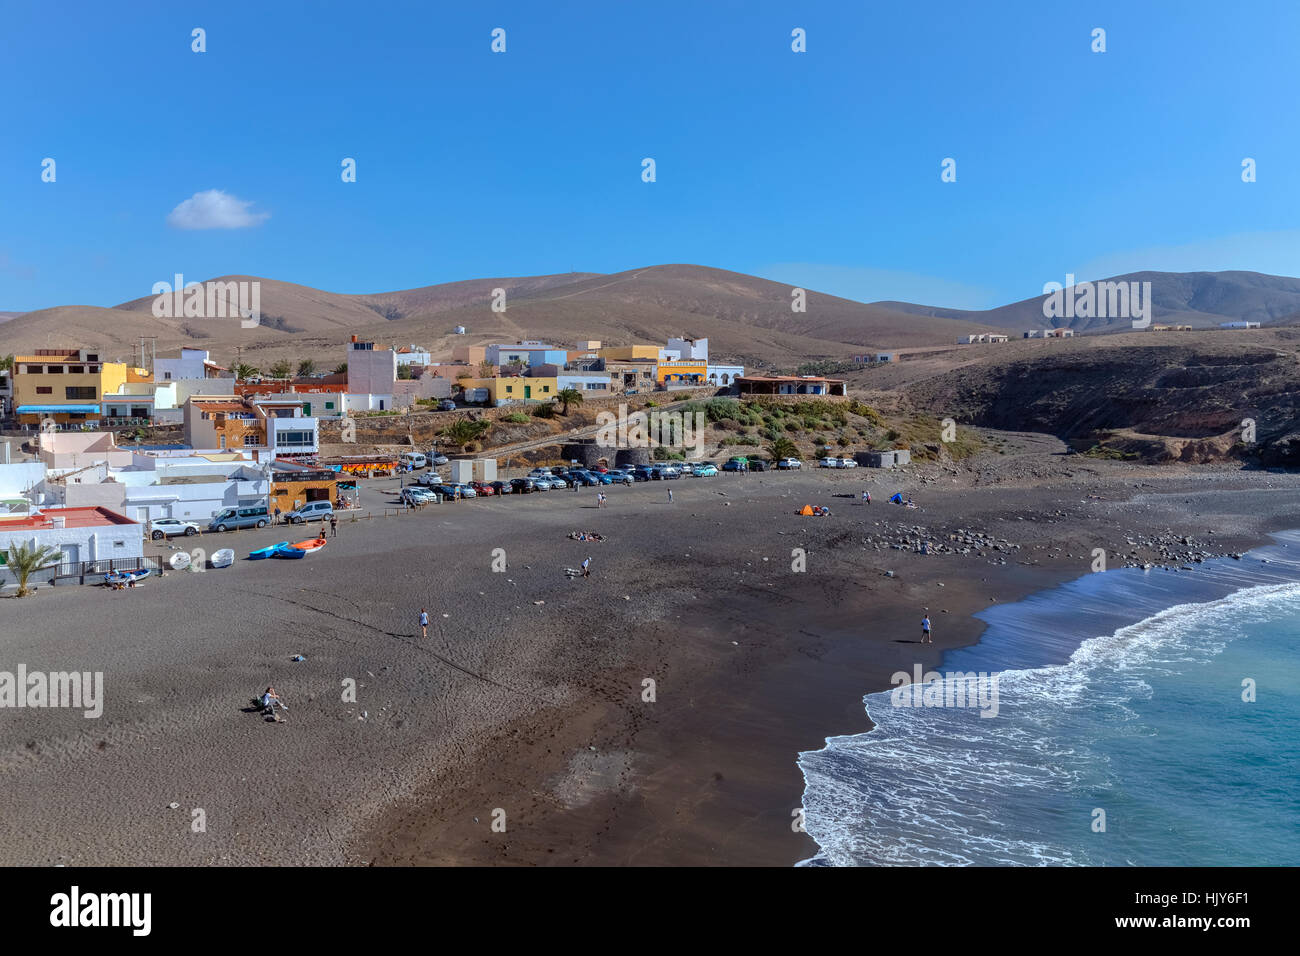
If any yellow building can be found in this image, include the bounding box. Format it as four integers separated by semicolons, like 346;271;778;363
599;345;661;362
459;376;559;405
11;349;129;426
656;360;707;386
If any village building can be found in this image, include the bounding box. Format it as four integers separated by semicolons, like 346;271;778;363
735;375;848;398
10;349;134;428
0;506;143;584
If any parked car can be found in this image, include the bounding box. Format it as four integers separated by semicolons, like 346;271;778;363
818;457;841;468
566;471;599;487
285;501;335;523
721;460;746;472
750;459;770;472
469;481;496;496
429;452;450;465
400;452;428;470
207;506;269;533
531;476;556;490
777;458;803;470
509;477;537;494
416;472;445;487
489;480;513;495
590;471;614;485
149;517;201;540
606;471;633;485
836;457;858;469
632;467;655;482
692;464;718;477
437;399;457;411
529;468;555;480
402;487;437;505
548;475;570;488
449;483;477;499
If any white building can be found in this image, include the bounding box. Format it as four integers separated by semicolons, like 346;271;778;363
706;364;744;385
154;347;228;382
0;506;144;581
346;336;397;396
1219;321;1262;329
666;336;709;362
396;346;432;366
557;373;612;393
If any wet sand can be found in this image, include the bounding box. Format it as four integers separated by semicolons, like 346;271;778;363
2;444;1297;866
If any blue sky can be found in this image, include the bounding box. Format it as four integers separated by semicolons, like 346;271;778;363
2;0;1297;313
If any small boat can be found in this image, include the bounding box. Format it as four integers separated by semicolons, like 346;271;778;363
105;568;153;587
249;541;290;560
169;552;192;570
277;536;327;559
211;548;235;569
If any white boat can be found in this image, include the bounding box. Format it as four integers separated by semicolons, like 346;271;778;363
211;548;235;569
169;552;192;570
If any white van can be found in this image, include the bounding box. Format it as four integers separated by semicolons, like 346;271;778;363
400;452;428;469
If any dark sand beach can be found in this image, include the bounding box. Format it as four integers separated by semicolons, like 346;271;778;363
3;433;1298;866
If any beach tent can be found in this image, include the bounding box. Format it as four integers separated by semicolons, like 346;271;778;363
799;504;814;515
889;493;904;504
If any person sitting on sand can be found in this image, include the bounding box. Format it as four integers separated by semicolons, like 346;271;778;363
261;686;288;718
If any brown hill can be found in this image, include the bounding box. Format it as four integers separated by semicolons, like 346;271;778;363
879;270;1300;334
0;265;999;368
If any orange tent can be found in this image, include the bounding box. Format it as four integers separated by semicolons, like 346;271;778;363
799;504;814;516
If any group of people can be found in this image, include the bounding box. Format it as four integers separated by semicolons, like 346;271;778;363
568;530;604;542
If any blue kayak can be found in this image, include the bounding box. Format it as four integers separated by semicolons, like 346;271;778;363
249;541;290;560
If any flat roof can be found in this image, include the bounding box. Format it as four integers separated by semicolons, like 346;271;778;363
0;506;137;530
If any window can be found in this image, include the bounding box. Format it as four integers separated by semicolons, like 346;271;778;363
88;365;99;372
244;434;260;446
36;386;52;395
24;365;43;374
68;365;84;374
86;354;99;362
163;372;172;380
47;365;63;374
276;430;313;448
325;401;335;410
66;386;96;400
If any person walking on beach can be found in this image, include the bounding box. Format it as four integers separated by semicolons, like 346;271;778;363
862;490;871;505
581;556;591;579
274;506;282;525
329;513;338;537
667;488;673;503
921;614;932;643
419;608;429;638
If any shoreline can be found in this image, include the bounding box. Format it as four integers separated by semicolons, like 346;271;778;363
2;454;1298;866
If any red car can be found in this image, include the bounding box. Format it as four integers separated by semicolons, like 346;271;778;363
469;481;496;497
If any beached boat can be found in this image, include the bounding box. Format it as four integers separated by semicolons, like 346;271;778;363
276;536;327;558
211;548;235;569
169;551;192;570
104;568;153;586
249;541;290;560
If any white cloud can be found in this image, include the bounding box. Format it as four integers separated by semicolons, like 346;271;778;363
166;189;270;230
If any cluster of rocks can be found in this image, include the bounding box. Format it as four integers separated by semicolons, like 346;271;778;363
1113;530;1242;570
860;523;1021;565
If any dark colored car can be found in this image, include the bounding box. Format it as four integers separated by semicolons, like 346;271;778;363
509;477;537;494
489;480;512;495
633;467;655;481
565;471;599;487
722;460;745;472
749;459;769;472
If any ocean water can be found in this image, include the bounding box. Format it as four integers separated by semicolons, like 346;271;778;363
797;533;1300;866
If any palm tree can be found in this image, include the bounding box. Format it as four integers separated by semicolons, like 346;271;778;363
297;359;317;378
442;417;491;449
4;543;61;597
768;436;798;462
269;360;292;379
555;387;584;416
233;362;259;381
